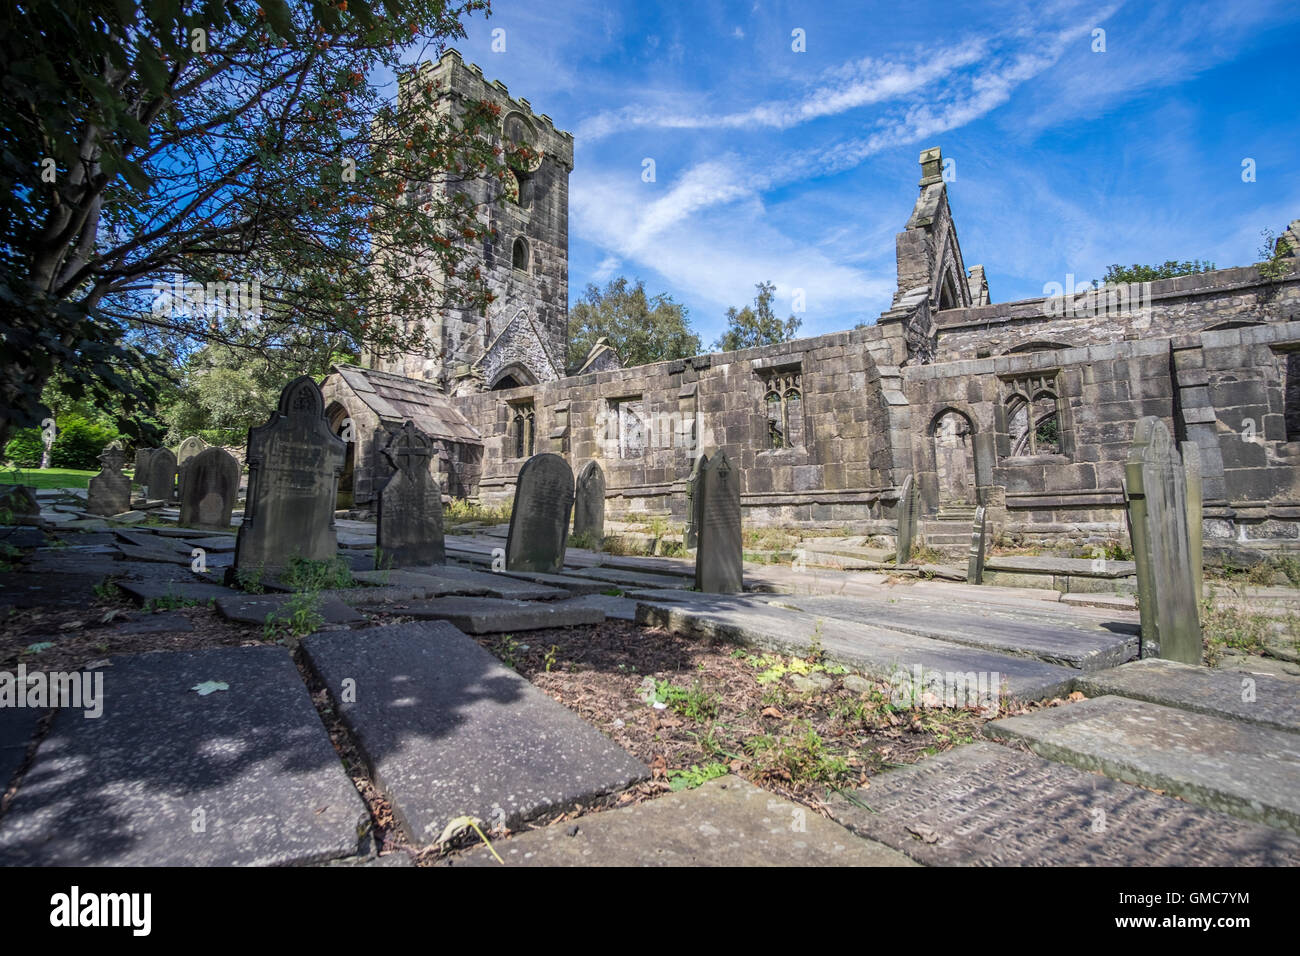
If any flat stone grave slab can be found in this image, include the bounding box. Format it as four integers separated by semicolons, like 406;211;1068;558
434;564;570;601
0;572;110;610
115;543;212;567
984;555;1137;577
151;526;234;539
783;595;1137;671
635;595;1080;702
0;527;47;548
556;594;640;622
302;621;648;844
1;708;40;790
1077;658;1300;734
453;776;915;867
214;593;365;627
117;579;235;606
826;742;1300;866
352;568;492;598
183;536;238;553
498;570;612;595
0;647;371;866
567;566;690;590
395;596;603;633
984;696;1300;834
113;529;194;552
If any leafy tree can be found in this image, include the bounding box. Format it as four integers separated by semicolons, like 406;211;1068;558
3;430;45;468
567;277;700;369
713;281;802;352
1;0;506;445
48;415;120;469
1095;260;1215;286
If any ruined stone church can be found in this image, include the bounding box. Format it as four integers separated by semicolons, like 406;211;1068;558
321;50;1300;558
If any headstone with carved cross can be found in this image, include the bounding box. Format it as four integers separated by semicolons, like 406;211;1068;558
86;441;131;516
695;450;743;593
376;421;444;568
233;376;346;576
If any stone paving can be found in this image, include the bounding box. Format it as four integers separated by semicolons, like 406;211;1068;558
1;494;1298;866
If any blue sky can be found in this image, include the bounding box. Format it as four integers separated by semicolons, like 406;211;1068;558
405;0;1300;344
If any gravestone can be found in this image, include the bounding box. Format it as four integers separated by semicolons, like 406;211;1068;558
86;442;131;516
176;435;208;469
1125;417;1201;664
695;450;742;593
684;453;708;550
376;421;444;568
966;504;987;585
572;460;605;546
1181;440;1204;620
895;474;918;564
179;446;240;531
145;448;178;502
233;376;346;575
505;454;574;573
132;448;154;494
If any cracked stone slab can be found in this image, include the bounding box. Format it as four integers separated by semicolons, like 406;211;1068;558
215;593;365;626
104;610;196;634
351;568;493;597
0;572;112;610
783;595;1137;671
432;564;571;601
451;776;916;867
1076;658;1300;733
394;596;603;633
825;742;1300;866
0;646;370;866
636;595;1079;702
497;570;613;595
567;566;689;590
302;621;648;845
984;695;1300;834
555;593;641;622
117;579;235;606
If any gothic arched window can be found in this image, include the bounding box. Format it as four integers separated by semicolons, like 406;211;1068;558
512;237;530;274
511;402;535;458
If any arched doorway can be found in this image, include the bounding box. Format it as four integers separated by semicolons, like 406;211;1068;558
325;401;356;510
931;409;975;506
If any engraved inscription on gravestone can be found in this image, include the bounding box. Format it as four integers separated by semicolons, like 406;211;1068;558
180;446;240;531
233;376;346;575
376;420;444;568
505;453;574;574
695;450;742;593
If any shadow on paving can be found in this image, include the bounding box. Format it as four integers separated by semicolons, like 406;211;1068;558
0;646;370;866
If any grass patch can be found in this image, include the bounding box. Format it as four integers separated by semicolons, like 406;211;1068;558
281;555;352;591
666;762;730;791
445;499;512;525
652;678;719;722
0;467;97;490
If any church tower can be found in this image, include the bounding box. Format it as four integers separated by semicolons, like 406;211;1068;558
370;50;574;393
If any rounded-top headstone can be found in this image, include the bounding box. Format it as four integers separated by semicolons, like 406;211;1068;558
506;454;574;573
180;446;241;531
573;460;606;546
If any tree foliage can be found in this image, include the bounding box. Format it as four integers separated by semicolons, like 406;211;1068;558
1096;260;1215;286
567;276;700;370
713;281;802;352
1;0;506;444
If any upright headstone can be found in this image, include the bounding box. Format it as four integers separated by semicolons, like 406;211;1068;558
895;474;918;565
505;454;574;573
966;504;987;585
176;435;208;469
233;376;346;575
145;448;178;502
132;448;154;494
1181;440;1204;620
684;454;708;550
572;460;606;546
376;421;444;568
85;441;130;516
179;446;240;531
1125;417;1201;664
695;450;743;593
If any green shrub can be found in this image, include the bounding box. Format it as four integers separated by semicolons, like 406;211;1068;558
3;429;45;468
48;416;119;470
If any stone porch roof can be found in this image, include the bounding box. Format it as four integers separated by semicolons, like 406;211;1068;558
328;364;482;445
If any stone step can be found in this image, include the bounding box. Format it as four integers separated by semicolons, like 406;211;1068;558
1076;658;1300;734
635;594;1080;702
301;621;649;845
826;742;1300;865
0;647;371;866
452;776;915;867
394;596;604;633
984;695;1300;834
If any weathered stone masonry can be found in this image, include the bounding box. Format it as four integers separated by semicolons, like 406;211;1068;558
323;53;1300;557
